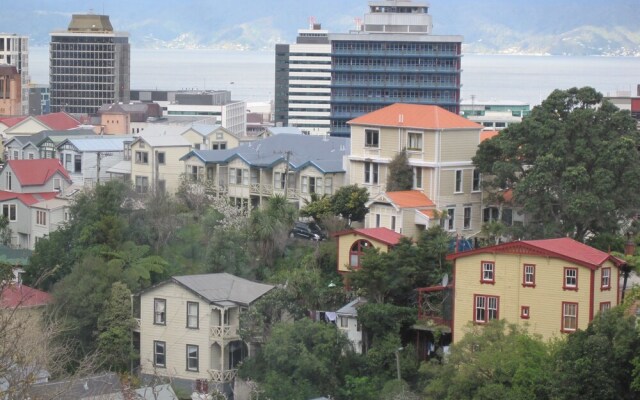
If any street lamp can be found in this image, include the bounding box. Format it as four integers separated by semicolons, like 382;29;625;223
395;347;404;381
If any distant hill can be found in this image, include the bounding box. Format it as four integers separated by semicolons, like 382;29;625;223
3;0;639;55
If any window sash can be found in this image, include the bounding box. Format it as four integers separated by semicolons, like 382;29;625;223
186;345;199;371
565;268;577;288
463;207;471;229
524;265;535;285
187;302;199;328
154;341;166;367
601;268;610;288
154;299;166;325
365;129;379;147
563;303;577;331
482;262;494;282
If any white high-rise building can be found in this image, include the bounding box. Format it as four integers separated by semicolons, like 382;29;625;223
0;34;29;115
275;23;332;135
50;14;130;115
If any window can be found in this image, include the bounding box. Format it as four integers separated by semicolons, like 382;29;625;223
391;216;396;231
563;267;578;291
74;155;82;173
12;150;18;160
135;151;149;164
454;170;463;193
154;298;166;325
339;317;348;328
463;207;471;230
156;152;166;165
599;302;611;313
28;152;34;160
154;341;166;368
446;208;455;231
601;267;611;290
135;176;149;194
523;264;536;287
186;301;199;329
413;167;422;189
212;142;227;150
481;261;495;284
365;129;379;147
562;302;578;332
407;132;422;150
36;210;47;226
474;295;499;323
521;306;530;319
2;204;16;222
364;162;379;184
53;178;61;191
349;240;372;269
472;169;481;192
6;171;12;191
375;213;381;227
274;172;286;189
324;177;333;195
186;345;199;372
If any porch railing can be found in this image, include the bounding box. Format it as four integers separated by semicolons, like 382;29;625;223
208;369;237;383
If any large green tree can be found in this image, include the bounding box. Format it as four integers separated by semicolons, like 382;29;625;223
330;184;369;223
96;282;137;371
473;87;640;241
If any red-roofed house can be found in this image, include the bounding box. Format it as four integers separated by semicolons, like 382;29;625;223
1;284;52;309
334;227;403;275
2;112;81;137
432;237;625;342
348;103;483;235
365;190;437;239
0;159;72;248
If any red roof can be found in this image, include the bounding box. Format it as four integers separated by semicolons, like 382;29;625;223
35;112;81;131
0;116;27;128
1;284;52;308
480;130;499;142
334;227;403;246
7;159;71;186
447;237;624;270
348;103;482;130
0;191;59;206
385;191;435;208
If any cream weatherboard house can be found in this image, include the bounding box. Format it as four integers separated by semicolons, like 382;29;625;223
138;273;274;395
347;103;484;236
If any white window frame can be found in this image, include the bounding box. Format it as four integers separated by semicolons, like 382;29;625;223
413;167;422;189
365;129;379;148
364;162;379;184
186;301;199;329
407;132;423;151
36;210;47;226
2;204;16;222
562;302;578;332
154;340;166;368
186;344;199;372
463;206;471;230
472;169;481;192
454;169;463;193
154;298;166;325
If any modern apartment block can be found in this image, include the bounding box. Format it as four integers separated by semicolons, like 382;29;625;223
274;23;332;135
49;14;130;115
274;0;463;137
0;34;29;115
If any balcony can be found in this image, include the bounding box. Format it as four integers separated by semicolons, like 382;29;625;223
332;49;459;58
332;64;460;74
210;325;239;340
332;95;457;105
208;369;237;383
331;80;459;90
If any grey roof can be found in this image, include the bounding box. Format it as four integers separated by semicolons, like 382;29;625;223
181;134;350;173
135;134;191;147
6;129;96;149
172;273;275;307
59;136;133;152
29;372;124;400
265;127;306;135
135;384;178;400
187;123;225;137
106;160;132;175
136;124;189;137
336;297;367;317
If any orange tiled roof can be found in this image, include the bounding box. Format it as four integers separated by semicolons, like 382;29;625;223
480;130;499;142
386;190;435;208
348;103;482;130
418;209;437;219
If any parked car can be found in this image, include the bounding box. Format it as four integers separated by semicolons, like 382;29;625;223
289;222;326;241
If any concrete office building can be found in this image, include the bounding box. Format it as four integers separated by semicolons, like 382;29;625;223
0;34;29;115
0;65;21;116
275;23;332;135
50;14;130;115
274;0;463;137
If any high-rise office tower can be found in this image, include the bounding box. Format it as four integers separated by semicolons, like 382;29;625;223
274;0;462;137
275;23;332;135
50;14;130;115
0;34;29;115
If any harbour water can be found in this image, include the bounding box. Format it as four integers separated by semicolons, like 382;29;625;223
28;47;640;106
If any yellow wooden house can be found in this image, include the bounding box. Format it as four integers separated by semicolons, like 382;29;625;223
446;237;624;342
334;227;403;276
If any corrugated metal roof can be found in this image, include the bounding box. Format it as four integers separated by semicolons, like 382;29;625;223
64;136;132;152
172;273;275;307
137;134;192;147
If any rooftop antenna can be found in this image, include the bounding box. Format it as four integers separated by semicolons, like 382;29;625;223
309;16;317;30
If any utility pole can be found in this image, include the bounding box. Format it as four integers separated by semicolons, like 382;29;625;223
96;152;101;185
283;150;292;199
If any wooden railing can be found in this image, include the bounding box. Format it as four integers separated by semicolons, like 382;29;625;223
208;368;238;383
210;325;239;339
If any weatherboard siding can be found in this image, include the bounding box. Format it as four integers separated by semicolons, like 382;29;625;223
453;253;619;343
439;129;480;163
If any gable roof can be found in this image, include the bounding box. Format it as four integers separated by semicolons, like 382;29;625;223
0;116;27;128
6;159;71;186
143;273;275;307
58;136;132;152
1;284;52;308
334;227;403;246
383;191;435;208
0;191;59;206
348;103;482;130
336;297;367;317
134;134;192;148
35;112;81;131
447;237;625;270
181;134;350;173
29;372;123;399
480;129;500;142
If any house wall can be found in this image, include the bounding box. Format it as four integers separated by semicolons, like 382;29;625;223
337;233;391;273
225;158;252;200
100;112;130;135
337;315;363;354
207;129;240;150
31;206;67;249
452;253;619;343
5;120;47;136
131;141;192;194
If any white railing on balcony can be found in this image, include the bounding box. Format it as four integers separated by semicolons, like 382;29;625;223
208;369;237;383
210;325;239;339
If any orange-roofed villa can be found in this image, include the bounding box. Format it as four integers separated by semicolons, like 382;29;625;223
365;190;438;239
347;103;484;237
334;227;403;276
417;237;626;344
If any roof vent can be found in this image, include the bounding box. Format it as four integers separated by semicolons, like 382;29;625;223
398;114;404;124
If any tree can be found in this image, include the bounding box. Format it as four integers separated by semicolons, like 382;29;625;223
551;306;640;400
386;149;414;192
330;185;369;223
96;282;136;372
238;319;353;400
421;320;554;400
300;193;333;222
473;87;640;241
